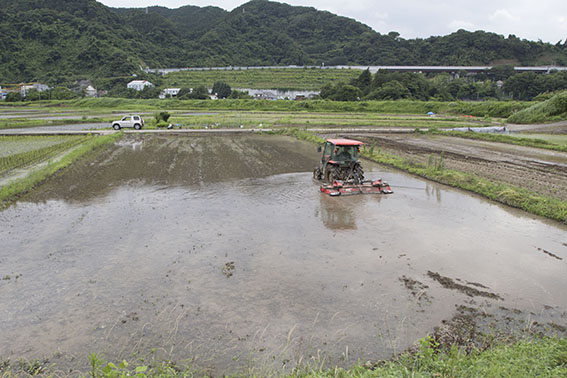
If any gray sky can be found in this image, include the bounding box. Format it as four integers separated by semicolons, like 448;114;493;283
98;0;567;44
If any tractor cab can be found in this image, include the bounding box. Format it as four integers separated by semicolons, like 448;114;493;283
319;139;363;165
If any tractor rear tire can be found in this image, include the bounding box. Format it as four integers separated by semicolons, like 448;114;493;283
353;164;364;184
326;167;336;184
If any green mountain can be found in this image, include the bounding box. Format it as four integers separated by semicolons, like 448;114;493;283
115;5;226;39
0;0;566;84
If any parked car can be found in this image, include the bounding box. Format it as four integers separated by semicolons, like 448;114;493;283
111;115;144;130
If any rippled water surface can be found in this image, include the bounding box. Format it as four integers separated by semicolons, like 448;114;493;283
1;135;566;375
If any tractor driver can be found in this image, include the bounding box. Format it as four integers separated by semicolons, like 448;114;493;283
336;146;352;161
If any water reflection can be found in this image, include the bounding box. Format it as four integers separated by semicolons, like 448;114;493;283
317;194;383;230
425;182;442;203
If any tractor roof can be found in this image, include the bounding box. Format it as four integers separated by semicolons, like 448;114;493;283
326;138;364;146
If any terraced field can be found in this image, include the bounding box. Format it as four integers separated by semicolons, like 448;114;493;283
163;67;363;90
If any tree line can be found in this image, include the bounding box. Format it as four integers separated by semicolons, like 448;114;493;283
320;68;567;101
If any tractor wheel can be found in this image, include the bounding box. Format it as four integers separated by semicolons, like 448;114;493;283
326;167;336;184
353;164;364;184
313;168;322;180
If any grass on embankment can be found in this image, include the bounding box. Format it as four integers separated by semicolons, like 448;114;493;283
298;336;567;378
0;132;122;209
507;90;567;124
39;98;531;119
282;129;567;224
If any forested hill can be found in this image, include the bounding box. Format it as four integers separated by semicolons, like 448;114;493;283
1;0;566;84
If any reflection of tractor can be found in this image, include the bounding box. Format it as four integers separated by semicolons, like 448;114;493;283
313;138;393;196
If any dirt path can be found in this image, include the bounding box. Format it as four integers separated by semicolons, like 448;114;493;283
347;133;567;201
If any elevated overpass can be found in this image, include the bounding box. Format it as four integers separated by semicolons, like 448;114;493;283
146;65;567;75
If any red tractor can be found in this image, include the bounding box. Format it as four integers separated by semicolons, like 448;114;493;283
313;138;365;184
313;138;393;196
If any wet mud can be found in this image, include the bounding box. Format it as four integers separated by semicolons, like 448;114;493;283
426;271;502;300
1;134;567;375
352;134;567;201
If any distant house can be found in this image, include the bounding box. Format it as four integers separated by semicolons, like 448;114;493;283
159;87;180;98
127;80;154;91
85;85;97;97
20;83;49;97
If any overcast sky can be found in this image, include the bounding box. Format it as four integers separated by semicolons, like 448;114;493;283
98;0;567;44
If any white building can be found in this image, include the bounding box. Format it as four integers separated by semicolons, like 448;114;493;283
127;80;154;91
85;85;97;97
20;83;49;97
159;87;181;98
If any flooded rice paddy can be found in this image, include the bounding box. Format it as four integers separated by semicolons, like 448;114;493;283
1;134;566;375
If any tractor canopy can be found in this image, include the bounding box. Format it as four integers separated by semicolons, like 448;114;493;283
326;138;364;146
323;138;363;162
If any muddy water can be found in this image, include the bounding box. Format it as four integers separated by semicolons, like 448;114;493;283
1;135;566;375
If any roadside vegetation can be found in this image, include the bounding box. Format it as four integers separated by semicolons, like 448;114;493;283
0;133;121;209
1;335;564;377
